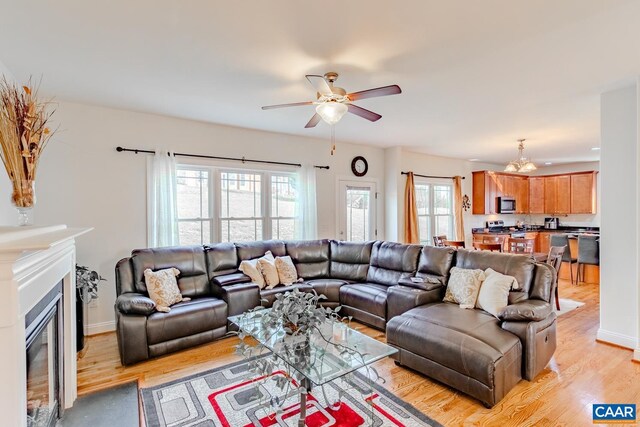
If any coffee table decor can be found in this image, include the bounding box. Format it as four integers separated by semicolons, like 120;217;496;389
229;288;398;426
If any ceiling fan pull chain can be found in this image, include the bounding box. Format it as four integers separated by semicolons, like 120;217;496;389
330;125;336;156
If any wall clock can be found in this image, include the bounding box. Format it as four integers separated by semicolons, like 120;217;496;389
351;156;368;177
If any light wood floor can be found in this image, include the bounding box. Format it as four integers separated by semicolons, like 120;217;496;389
77;280;640;426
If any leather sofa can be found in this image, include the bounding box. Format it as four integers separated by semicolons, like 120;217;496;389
114;240;557;408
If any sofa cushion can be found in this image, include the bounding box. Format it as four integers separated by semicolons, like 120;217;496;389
260;283;313;307
285;239;330;279
387;302;521;387
146;297;227;345
236;240;286;261
212;272;251;287
339;283;388;319
131;246;209;298
366;241;421;286
303;279;349;303
204;242;239;278
455;249;535;294
416;246;456;284
330;240;373;281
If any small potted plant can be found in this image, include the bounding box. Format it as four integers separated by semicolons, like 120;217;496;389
75;265;106;351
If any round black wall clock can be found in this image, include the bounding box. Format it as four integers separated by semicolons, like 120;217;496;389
351;156;368;177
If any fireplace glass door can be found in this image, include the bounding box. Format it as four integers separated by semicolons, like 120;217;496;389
26;299;60;427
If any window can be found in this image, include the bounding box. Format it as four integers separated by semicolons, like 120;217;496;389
176;166;299;244
338;181;376;242
415;183;453;245
176;168;212;245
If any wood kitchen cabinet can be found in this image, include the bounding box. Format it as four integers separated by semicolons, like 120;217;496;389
570;172;598;214
472;171;528;214
544;175;571;215
544;176;558;214
514;177;529;214
529;177;545;214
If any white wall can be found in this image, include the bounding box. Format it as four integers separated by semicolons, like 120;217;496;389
5;100;386;332
0;59;15;224
599;83;639;353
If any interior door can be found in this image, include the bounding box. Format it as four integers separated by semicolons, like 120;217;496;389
338;181;377;241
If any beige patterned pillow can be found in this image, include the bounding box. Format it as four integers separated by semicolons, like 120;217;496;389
143;268;190;313
443;267;485;309
257;251;280;289
239;258;265;288
275;256;298;285
476;268;516;318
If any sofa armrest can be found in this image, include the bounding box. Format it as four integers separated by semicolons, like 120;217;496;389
212;272;251;287
211;281;261;317
116;293;156;316
502;312;557;380
386;285;444;320
396;276;442;291
499;299;552;322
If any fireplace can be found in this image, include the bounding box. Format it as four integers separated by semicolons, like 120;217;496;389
25;282;63;427
0;225;91;427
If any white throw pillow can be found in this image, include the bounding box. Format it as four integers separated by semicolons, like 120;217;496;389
143;267;190;313
275;256;298;285
257;251;280;289
443;267;485;309
476;268;518;318
239;258;265;288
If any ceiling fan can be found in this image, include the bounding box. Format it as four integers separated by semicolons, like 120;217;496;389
261;72;402;128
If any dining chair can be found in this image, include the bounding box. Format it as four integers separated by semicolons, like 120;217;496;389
433;235;447;247
550;234;577;285
546;245;566;310
507;237;535;254
474;242;503;252
443;240;465;249
482;236;502;244
577;235;600;283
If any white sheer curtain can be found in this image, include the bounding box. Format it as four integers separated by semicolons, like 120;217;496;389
147;149;179;247
294;165;318;240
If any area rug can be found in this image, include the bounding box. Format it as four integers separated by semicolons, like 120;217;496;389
556;298;586;317
58;381;139;427
141;355;441;427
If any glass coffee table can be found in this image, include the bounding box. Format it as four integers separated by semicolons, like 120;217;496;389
229;309;397;426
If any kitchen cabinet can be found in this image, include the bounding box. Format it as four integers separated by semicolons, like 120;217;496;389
514;177;529;214
529;177;545;214
472;171;528;215
570;172;597;214
544;176;571;215
537;231;552;254
543;177;558;214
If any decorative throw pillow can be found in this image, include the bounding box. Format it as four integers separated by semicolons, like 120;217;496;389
275;256;298;285
476;268;517;318
257;251;280;289
443;267;485;309
239;258;265;288
143;267;190;313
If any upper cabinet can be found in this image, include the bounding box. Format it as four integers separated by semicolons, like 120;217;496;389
472;170;598;215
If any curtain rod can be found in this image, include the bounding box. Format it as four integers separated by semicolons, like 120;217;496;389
401;171;465;180
116;146;330;169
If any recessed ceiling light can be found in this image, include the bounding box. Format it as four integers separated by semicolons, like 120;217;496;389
468;158;479;162
591;147;600;151
545;162;553;165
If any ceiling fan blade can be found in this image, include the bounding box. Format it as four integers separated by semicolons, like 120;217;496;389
304;113;322;128
305;75;333;96
347;104;382;122
261;101;313;110
347;85;402;101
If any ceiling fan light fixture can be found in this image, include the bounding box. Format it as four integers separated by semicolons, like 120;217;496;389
316;101;348;125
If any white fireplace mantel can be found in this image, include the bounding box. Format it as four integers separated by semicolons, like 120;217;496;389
0;225;92;427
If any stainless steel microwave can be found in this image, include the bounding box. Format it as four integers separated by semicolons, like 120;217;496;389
497;197;516;214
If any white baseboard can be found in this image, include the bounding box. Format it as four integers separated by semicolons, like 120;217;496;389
596;328;638;350
84;320;116;336
634;348;640;362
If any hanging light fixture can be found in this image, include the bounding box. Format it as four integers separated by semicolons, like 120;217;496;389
505;139;537;173
315;101;348;125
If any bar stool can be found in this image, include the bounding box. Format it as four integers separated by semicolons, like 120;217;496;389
546;245;566;310
507;237;535;254
550;234;577;285
577;235;600;284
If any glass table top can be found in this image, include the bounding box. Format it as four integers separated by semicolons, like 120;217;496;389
229;309;397;386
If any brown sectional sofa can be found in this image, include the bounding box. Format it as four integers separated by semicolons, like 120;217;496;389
114;239;557;407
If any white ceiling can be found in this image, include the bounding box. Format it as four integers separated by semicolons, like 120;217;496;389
1;0;639;164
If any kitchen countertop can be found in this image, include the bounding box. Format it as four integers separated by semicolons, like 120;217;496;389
472;226;600;235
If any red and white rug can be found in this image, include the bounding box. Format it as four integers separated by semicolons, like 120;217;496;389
141;355;441;427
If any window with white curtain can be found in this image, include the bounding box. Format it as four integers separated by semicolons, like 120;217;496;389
176;165;299;244
415;182;454;245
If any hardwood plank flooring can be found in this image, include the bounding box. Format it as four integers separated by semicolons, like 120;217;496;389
77;280;640;426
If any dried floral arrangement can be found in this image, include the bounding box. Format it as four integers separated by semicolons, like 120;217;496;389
0;77;55;208
76;265;106;303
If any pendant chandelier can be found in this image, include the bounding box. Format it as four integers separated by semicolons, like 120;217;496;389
504;139;536;173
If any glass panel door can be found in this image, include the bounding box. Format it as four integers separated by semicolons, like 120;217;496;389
338;181;376;242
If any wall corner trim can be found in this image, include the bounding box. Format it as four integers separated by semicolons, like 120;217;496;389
596;328;638;350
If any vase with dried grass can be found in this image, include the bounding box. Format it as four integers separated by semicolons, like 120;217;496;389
0;77;55;225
